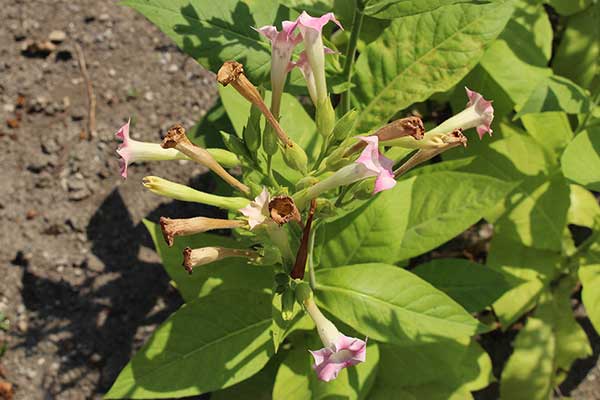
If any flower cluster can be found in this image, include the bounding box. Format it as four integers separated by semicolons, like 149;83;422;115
114;10;494;382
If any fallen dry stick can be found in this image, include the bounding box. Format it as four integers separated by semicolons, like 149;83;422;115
74;43;96;140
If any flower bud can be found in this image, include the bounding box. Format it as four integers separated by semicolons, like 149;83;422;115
294;281;314;304
296;175;320;191
281;288;296;321
182;246;259;274
159;216;244;247
316;96;336;138
332;109;358;142
282;142;309;174
142;176;250;211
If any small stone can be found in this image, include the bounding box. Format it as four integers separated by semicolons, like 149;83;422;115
17;319;28;333
26;209;38;220
167;64;179;74
144;91;154;102
70;106;85;121
90;353;102;363
108;68;116;77
48;30;67;43
98;13;110;22
2;104;15;113
42;139;61;154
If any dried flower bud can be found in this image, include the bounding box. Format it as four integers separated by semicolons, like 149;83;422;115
268;196;301;226
182;246;259;274
160;216;245;247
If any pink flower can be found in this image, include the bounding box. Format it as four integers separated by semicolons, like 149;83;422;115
430;88;494;140
256;21;302;116
465;87;494;139
310;335;367;382
301;293;366;382
294;12;343;105
289;48;335;106
356;136;397;194
115;119;186;178
239;187;270;230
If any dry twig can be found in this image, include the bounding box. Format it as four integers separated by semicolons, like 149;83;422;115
74;43;96;140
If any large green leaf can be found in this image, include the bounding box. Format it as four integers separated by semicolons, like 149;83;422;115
521;112;573;160
369;338;492;400
536;279;592;375
319;171;514;267
547;0;593;16
487;235;559;327
362;0;472;19
352;1;513;131
562;128;600;192
414;258;511;313
514;75;591;118
552;2;599;89
568;184;600;228
106;290;273;398
314;264;485;343
272;335;379;400
500;317;556;400
579;263;600;334
123;0;282;83
144;220;272;302
479;1;553;106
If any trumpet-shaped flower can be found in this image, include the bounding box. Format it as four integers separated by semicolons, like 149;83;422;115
431;87;494;139
115;120;186;178
256;21;302;117
239;187;270;230
289;48;335;105
295;12;342;105
301;292;366;382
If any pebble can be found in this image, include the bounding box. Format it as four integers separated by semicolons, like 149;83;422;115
17;319;28;333
2;104;15;113
167;64;179;74
98;13;110;22
48;30;67;43
42;139;61;155
144;91;154;102
108;68;116;77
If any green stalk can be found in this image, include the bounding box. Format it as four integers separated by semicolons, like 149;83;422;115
340;2;365;115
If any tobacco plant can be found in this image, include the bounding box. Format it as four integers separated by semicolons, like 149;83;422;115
107;0;600;399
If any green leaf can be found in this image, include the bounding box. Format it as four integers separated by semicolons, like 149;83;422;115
514;75;591;118
363;0;472;19
414;258;512;313
521;112;573;160
211;356;280;400
487;234;559;327
579;263;600;334
272;334;379;400
123;0;281;83
320;171;515;267
568;184;600;228
106;290;273;398
479;1;553;106
562;128;600;192
144;220;272;302
536;279;592;375
500;317;555;400
547;0;593;16
369;338;492;400
314;264;485;343
352;1;514;131
552;2;599;89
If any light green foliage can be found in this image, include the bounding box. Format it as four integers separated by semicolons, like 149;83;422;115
320;171;514;267
414;258;512;313
568;184;600;228
562;128;600;192
500;318;556;400
580;262;600;334
314;264;485;343
352;1;514;131
123;0;281;83
362;0;471;19
106;290;274;398
369;338;493;400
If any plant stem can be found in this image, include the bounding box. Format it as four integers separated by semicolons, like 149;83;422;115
340;2;364;115
308;222;319;290
312;136;331;171
576;91;600;134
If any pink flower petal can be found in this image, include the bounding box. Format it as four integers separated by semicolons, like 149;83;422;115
296;11;343;33
239;187;270;230
465;87;494;139
309;334;367;382
115;119;131;179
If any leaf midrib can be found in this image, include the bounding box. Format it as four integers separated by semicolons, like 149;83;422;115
316;282;477;332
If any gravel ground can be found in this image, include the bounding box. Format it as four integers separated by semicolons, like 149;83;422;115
0;1;598;399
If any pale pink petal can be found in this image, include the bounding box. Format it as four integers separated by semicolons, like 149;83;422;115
256;25;278;42
374;171;397;194
309;334;367;382
239;187;270;230
465;87;494;139
115;119;131;178
314;360;344;382
356;136;381;174
296;11;343;33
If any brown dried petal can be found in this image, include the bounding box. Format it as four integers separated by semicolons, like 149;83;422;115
268;196;301;226
217;61;244;86
161;123;189;149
